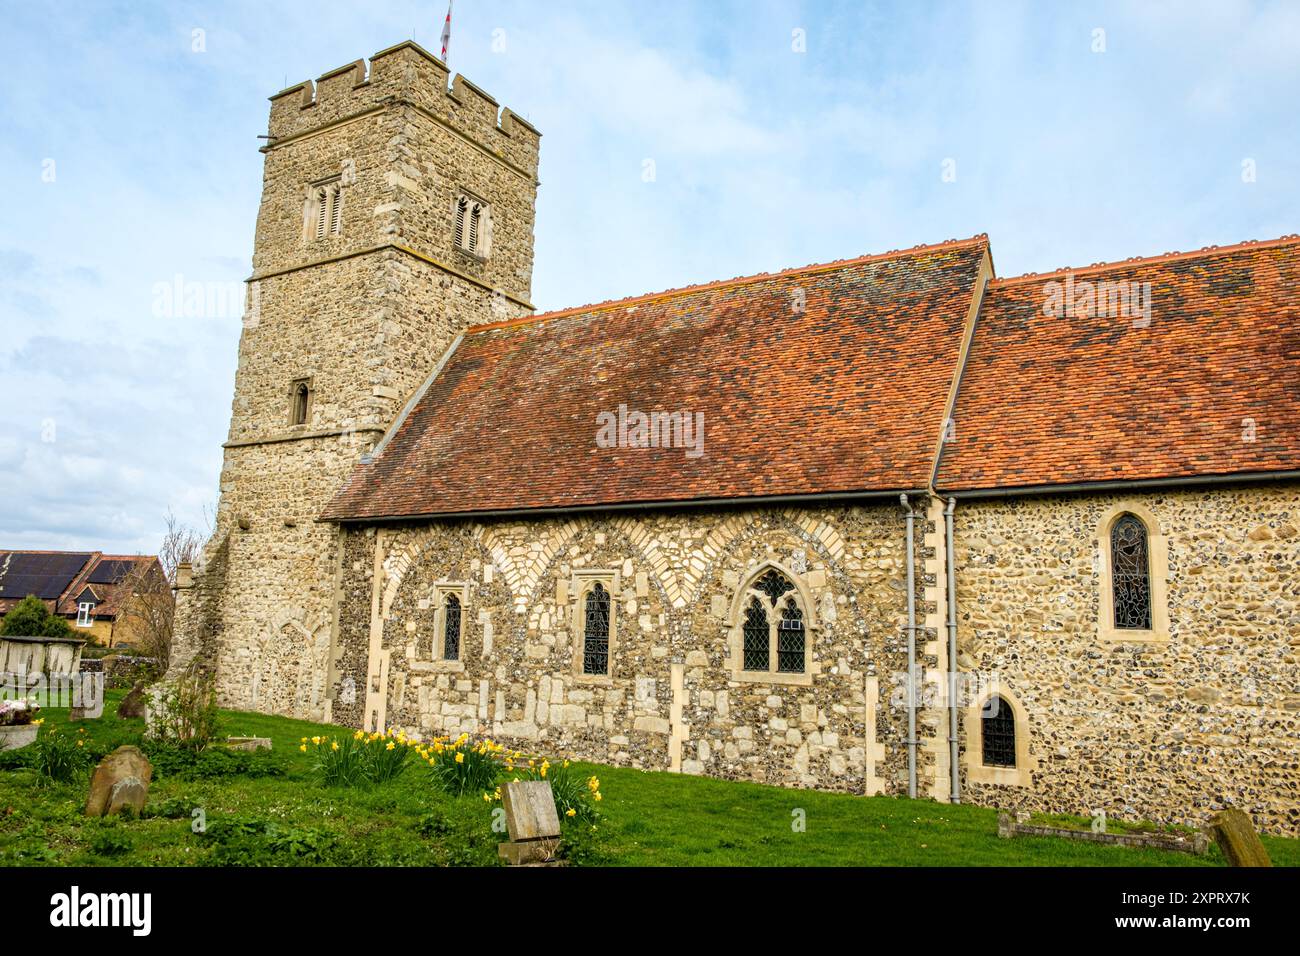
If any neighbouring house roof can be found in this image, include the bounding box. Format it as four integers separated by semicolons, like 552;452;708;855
0;551;94;604
323;236;992;520
935;236;1300;492
0;551;163;620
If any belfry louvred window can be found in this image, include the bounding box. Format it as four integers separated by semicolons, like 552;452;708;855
582;583;610;675
1110;513;1152;629
739;568;807;676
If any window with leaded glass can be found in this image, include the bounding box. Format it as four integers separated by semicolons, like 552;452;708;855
776;598;805;673
981;695;1016;768
583;583;610;675
738;567;808;677
442;593;461;661
742;598;769;670
1110;514;1151;630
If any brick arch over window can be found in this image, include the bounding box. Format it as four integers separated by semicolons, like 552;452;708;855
1096;501;1169;643
726;561;820;686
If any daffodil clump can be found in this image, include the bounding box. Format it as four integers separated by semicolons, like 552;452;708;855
513;758;603;824
32;725;91;785
303;728;418;787
423;733;504;797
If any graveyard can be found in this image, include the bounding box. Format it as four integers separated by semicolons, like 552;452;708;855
2;688;1296;868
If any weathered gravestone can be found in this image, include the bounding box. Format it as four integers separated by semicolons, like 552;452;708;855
1208;808;1272;867
498;779;562;865
85;745;152;817
225;737;272;752
116;681;147;719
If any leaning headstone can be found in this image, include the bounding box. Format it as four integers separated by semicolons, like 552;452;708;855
498;779;562;865
1208;808;1272;867
116;681;147;719
85;745;152;817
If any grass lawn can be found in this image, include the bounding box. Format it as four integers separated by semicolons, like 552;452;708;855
2;689;1296;867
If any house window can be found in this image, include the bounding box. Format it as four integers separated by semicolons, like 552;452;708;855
442;593;461;661
308;179;343;240
981;695;1016;768
77;602;94;627
582;583;610;676
735;567;810;678
453;194;489;256
1110;513;1151;630
289;379;311;426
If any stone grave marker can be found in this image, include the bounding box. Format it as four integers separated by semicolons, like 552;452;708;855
498;779;562;865
85;745;152;817
1208;808;1271;867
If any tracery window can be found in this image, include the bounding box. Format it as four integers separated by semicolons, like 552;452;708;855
981;695;1016;768
582;582;610;676
737;567;808;676
454;194;489;256
1110;513;1151;630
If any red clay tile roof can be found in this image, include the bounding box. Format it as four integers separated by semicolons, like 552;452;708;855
323;237;991;520
935;236;1300;492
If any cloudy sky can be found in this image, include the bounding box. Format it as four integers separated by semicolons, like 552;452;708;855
0;0;1297;556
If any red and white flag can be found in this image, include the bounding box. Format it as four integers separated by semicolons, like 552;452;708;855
440;1;453;62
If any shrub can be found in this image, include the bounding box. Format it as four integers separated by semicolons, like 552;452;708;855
424;733;504;797
364;731;415;784
0;594;76;638
88;827;134;857
146;665;218;750
32;726;92;785
201;814;337;866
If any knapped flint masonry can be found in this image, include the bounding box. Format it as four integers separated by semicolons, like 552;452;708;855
169;40;1300;835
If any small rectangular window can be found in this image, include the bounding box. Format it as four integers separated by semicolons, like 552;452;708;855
77;602;94;627
289;378;312;426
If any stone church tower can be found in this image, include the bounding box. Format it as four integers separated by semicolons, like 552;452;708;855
170;41;540;720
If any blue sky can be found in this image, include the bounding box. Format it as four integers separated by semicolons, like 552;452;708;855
0;0;1297;555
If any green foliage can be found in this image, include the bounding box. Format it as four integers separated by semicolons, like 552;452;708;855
425;734;503;797
305;732;369;787
515;760;603;824
303;730;415;787
146;666;218;750
0;595;75;638
201;813;337;866
142;741;286;780
31;726;92;784
88;826;134;857
558;820;612;866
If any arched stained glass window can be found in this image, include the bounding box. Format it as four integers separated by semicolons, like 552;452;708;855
1110;514;1152;630
583;583;610;675
742;597;769;671
776;598;805;673
981;695;1016;768
442;594;461;661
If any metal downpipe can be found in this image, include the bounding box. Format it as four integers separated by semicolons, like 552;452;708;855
900;494;917;799
945;497;960;804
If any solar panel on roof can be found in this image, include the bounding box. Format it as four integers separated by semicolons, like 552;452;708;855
88;559;137;585
0;552;93;600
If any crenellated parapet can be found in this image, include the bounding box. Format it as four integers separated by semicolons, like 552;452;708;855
267;40;540;176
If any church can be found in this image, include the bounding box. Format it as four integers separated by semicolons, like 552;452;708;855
169;40;1300;835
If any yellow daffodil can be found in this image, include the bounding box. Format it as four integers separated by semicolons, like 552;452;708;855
594;792;602;801
299;744;307;753
386;741;395;751
455;752;464;764
566;808;576;817
331;741;340;751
